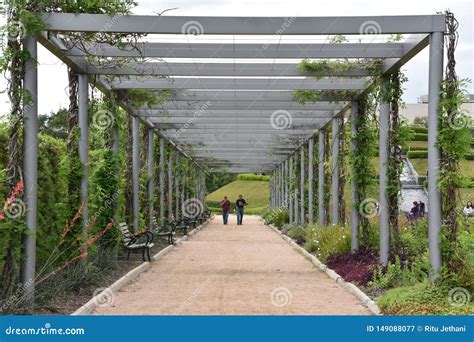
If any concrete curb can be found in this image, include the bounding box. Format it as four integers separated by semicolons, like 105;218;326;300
268;224;382;316
71;218;212;316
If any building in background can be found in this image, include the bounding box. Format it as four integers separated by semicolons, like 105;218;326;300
400;94;474;123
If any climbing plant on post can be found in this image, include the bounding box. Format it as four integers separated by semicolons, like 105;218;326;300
338;116;347;225
384;71;409;253
437;12;472;275
348;95;377;245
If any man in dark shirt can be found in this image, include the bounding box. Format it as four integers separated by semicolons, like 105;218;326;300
220;196;231;225
235;195;247;225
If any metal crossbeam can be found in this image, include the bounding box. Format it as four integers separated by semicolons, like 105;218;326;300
66;42;406;58
83;62;371;77
109;77;370;90
138;102;344;111
42;13;446;34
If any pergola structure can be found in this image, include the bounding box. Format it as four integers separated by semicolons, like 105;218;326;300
22;13;446;301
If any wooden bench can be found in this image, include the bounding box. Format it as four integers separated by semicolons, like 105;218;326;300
152;218;175;245
119;222;154;261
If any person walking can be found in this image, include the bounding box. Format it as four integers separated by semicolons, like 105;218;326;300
220;196;231;225
235;195;247;225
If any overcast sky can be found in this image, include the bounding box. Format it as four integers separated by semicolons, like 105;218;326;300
0;0;472;116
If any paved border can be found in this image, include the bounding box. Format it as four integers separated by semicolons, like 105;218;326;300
266;223;382;315
71;218;212;316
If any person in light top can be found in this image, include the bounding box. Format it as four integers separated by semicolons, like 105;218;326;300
463;201;474;217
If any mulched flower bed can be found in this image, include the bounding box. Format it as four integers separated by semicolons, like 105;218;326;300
325;247;379;285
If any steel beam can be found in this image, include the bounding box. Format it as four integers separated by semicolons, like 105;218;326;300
21;35;38;305
168;148;173;220
379;79;390;266
331;117;340;225
147;128;154;230
318;130;325;226
168;90;347;102
428;32;443;276
42;13;446;34
66;42;405;59
78;74;89;236
110;77;370;91
308;137;314;224
85;62;371;77
350;102;359;251
132;116;140;231
159;137;165;219
300;146;305;224
289;155;294;224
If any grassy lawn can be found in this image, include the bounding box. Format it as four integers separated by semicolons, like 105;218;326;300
206;180;269;209
407;141;428;149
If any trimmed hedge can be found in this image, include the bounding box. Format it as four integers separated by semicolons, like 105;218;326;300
236;173;270;181
408;151;474;160
409;126;428;134
410;133;428;141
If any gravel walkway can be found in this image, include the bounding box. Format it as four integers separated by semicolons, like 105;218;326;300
93;215;370;315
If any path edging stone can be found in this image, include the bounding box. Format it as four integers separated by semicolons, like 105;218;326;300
71;218;212;316
268;224;382;316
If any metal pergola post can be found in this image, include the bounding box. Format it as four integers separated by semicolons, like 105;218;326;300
428;31;444;276
350;102;359;251
78;73;89;236
284;159;289;209
294;153;299;224
289;156;294;223
132;115;140;231
331;117;340;225
159;137;165;219
308;137;314;224
147;128;154;231
175;153;180;219
20;35;38;304
318;130;326;226
300;146;305;224
379;79;390;266
280;163;284;208
112;114;120;222
168;148;173;220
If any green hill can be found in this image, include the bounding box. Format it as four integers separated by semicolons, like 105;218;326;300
206;180;269;214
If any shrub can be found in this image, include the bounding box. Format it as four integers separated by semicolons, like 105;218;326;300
262;208;289;227
368;256;430;291
286;225;306;240
236;173;270;181
378;281;474;315
409;126;428;134
409;133;428;141
303;224;351;262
